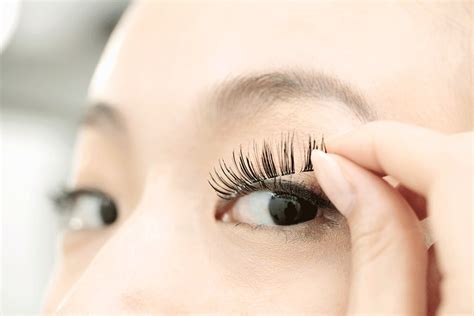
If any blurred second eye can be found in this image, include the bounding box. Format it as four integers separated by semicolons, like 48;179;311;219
54;189;118;231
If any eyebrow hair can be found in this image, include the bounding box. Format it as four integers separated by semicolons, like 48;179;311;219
82;70;375;132
209;70;376;122
82;102;126;131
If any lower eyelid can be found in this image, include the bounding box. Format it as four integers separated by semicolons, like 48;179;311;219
219;212;343;244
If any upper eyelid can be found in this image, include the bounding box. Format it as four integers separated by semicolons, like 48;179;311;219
222;176;330;205
52;187;112;210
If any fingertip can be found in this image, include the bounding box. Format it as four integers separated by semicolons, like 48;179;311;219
311;150;355;217
323;129;352;152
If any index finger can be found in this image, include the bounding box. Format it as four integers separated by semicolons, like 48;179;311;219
327;120;448;195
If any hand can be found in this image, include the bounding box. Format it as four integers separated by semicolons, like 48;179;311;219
311;121;472;314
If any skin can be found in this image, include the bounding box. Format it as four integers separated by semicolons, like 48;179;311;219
43;1;472;314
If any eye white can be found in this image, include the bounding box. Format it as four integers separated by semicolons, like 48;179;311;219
63;195;105;230
227;190;277;226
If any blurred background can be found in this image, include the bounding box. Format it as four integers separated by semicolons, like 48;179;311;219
1;1;128;314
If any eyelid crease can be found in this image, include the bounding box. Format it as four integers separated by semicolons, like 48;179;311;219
208;133;327;199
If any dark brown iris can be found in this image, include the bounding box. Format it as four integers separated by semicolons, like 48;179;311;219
268;193;318;225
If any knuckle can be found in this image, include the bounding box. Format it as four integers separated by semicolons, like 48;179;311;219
435;134;472;182
351;220;393;264
365;120;401;133
350;218;413;267
446;133;473;166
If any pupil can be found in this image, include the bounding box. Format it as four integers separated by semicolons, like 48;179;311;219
268;194;318;225
100;198;118;225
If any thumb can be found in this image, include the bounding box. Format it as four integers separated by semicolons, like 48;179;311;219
312;150;427;314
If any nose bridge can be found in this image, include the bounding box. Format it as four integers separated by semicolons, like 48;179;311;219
135;167;183;217
58;168;208;312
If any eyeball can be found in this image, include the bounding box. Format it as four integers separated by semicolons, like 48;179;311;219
57;190;118;230
221;190;320;226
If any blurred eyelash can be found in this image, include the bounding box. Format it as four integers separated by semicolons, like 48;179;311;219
51;188;76;211
208;133;327;199
51;187;107;212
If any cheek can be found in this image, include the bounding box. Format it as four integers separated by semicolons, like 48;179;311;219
43;224;120;312
208;222;351;312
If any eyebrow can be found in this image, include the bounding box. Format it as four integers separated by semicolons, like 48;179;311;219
81;102;126;131
82;70;375;131
209;70;375;122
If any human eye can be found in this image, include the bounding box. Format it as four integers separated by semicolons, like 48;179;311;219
53;188;119;230
209;133;337;228
217;180;332;226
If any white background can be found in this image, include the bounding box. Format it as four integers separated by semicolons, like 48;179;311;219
1;1;128;313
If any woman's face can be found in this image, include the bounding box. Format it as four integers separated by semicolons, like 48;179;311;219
45;2;471;313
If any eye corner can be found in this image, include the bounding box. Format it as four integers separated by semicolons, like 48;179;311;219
213;198;236;221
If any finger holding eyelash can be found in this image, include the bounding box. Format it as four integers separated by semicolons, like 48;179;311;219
327;121;473;313
311;150;427;314
326;120;446;195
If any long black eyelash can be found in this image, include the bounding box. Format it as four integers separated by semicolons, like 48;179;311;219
301;134;326;172
208;134;326;199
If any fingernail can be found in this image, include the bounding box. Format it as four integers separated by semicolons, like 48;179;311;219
311;150;356;216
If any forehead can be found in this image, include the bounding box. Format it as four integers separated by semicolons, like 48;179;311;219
89;2;466;133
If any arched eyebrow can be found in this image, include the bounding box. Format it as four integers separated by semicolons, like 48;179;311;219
208;70;376;123
81;102;126;132
82;70;376;132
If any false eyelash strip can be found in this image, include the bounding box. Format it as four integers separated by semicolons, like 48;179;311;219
208;134;327;199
